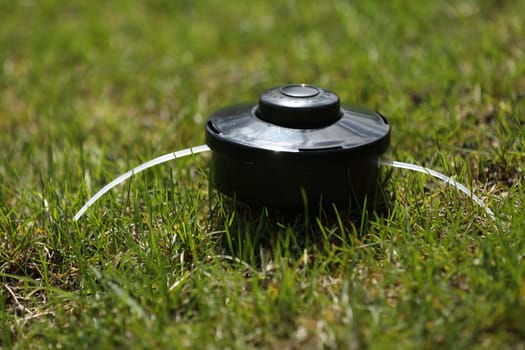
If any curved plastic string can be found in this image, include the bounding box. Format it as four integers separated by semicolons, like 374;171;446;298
379;159;495;220
74;147;494;222
73;145;211;221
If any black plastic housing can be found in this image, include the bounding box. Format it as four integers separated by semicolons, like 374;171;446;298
205;84;390;210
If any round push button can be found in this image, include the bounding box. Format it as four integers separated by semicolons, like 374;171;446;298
257;84;341;129
280;84;320;98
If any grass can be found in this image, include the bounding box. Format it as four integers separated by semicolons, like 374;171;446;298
1;0;524;348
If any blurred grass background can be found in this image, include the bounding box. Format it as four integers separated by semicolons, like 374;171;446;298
1;0;524;348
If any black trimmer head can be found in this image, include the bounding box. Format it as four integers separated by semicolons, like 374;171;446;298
205;84;391;210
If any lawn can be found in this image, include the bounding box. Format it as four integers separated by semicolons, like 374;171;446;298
1;0;524;348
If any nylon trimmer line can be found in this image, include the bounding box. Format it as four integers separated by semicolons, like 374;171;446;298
73;146;495;222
